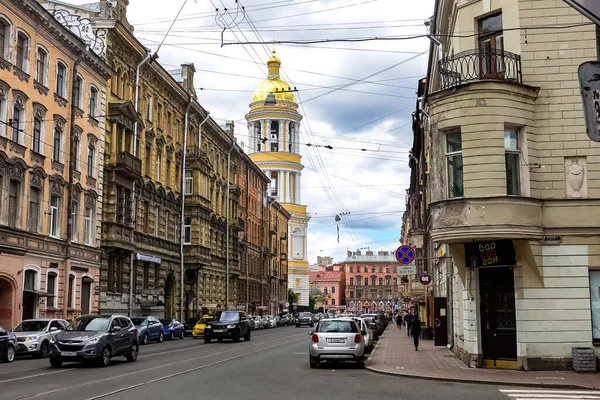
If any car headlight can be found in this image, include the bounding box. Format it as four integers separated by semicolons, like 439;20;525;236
205;325;212;329
226;324;237;329
86;336;101;344
25;336;39;342
49;337;57;344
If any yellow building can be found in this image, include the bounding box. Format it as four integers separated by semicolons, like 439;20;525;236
246;51;311;307
0;0;112;329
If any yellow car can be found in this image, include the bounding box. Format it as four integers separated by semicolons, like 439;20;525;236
192;316;215;338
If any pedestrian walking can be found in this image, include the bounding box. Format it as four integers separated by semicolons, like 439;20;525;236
404;312;414;337
395;314;402;329
411;318;422;351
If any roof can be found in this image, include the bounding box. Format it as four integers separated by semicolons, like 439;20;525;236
310;271;343;282
251;50;296;103
344;254;397;263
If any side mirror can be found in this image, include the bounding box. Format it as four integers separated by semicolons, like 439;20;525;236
111;326;122;333
361;330;367;336
308;330;314;335
50;327;58;332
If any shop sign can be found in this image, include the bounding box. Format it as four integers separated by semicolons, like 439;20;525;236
136;253;162;264
397;264;417;276
419;273;431;285
464;240;516;268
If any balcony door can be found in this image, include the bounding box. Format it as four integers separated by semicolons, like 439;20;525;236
478;13;504;78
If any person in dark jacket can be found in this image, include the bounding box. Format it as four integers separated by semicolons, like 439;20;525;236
411;318;422;351
404;312;414;337
395;314;402;329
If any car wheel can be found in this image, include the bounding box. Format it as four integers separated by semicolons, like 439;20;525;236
49;357;63;368
2;345;15;363
36;341;50;358
233;329;241;343
193;336;197;339
204;337;211;343
310;324;314;327
309;356;319;369
356;356;365;369
244;330;251;341
157;332;164;343
180;330;184;339
98;346;111;367
125;343;138;362
170;332;175;341
142;333;149;345
296;324;300;328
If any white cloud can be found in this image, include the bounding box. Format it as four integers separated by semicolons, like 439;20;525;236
65;0;434;263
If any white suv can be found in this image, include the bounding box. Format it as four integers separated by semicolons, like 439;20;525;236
308;318;365;369
12;319;68;358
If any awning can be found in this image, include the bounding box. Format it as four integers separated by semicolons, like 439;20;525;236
23;289;55;297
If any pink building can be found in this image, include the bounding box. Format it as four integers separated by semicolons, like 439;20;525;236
309;269;346;312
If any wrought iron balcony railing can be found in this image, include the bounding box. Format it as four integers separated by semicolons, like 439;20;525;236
438;48;522;91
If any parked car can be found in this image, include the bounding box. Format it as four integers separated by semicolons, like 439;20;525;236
308;318;365;369
160;319;184;340
48;314;138;368
131;316;164;345
204;311;251;343
11;318;68;358
349;317;374;353
361;316;380;340
183;318;199;337
274;316;282;327
280;314;292;326
253;316;265;330
247;316;256;331
192;316;216;339
0;325;17;363
361;313;385;337
296;312;314;327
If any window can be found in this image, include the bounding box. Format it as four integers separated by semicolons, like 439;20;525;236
166;158;171;188
53;128;62;163
270;121;279;152
145;145;152;176
89;87;98;118
74;76;83;108
184;170;193;194
154;206;159;235
295;278;301;287
36;47;47;85
143;201;150;233
331;298;335;305
8;180;18;227
49;195;60;238
24;270;35;291
591;270;600;342
184;216;192;244
446;131;463;198
479;13;504;77
505;129;520;195
166;112;172;135
67;274;75;308
143;263;150;289
349;290;354;298
364;277;368;286
331;286;335;294
147;96;153;121
156;153;161;182
73;136;80;171
157;103;163;129
28;187;40;232
56;62;66;98
16;32;28;71
108;256;123;293
323;287;328;295
349;266;353;273
270;171;278;196
32;117;42;153
47;271;57;308
84;206;93;245
11;105;21;142
379;266;383;273
349;278;354;286
71;199;79;241
87;143;95;177
371;276;376;286
0;19;8;60
386;267;390;273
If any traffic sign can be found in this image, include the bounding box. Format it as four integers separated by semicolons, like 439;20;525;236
395;245;416;265
420;273;431;286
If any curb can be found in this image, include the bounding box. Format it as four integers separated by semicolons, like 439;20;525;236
365;333;599;390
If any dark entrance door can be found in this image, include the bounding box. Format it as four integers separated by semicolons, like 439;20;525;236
433;297;448;346
479;267;517;364
81;278;92;314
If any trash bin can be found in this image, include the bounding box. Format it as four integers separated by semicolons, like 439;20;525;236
572;347;597;372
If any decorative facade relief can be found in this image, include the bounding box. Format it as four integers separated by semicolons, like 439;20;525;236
51;9;107;57
565;157;588;198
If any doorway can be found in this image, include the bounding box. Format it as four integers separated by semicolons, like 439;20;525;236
81;277;93;314
0;278;14;329
479;266;517;368
433;297;448;347
22;269;38;320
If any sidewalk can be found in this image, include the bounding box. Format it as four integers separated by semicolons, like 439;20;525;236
366;325;600;389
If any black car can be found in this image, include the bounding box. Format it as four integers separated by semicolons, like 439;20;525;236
183;318;198;337
48;314;139;367
0;325;17;363
204;311;251;343
296;312;314;327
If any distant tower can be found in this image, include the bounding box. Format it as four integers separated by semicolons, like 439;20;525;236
246;50;310;307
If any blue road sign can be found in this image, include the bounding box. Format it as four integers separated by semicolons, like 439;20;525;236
395;245;416;265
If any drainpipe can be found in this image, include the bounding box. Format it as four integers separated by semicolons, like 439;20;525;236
65;48;87;319
128;49;154;318
226;141;237;310
179;98;194;321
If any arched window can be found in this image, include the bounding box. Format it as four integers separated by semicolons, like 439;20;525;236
115;67;122;98
35;46;49;86
292;227;303;260
56;61;67;98
46;268;59;308
0;17;10;60
74;75;83;108
270;121;279;152
67;273;76;309
122;71;129;99
15;31;29;72
89;86;98;118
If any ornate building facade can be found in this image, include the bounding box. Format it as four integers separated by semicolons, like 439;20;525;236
246;50;310;307
0;0;112;329
268;199;291;315
42;0;187;319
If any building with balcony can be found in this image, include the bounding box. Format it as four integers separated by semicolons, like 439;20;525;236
267;199;291;315
309;269;345;313
406;0;600;370
342;250;405;314
245;50;310;308
41;0;188;319
0;0;112;329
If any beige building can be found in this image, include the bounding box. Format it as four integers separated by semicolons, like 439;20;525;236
405;0;600;370
0;0;112;329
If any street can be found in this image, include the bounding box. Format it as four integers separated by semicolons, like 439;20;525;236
0;325;556;400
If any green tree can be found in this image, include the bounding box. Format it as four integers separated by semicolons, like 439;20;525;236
288;288;298;305
309;295;317;311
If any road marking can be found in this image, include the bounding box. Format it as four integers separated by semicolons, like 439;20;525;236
0;369;69;384
14;332;306;400
500;389;600;399
293;352;308;355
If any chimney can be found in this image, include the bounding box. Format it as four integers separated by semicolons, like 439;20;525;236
356;250;361;255
226;121;235;136
378;250;384;256
347;250;352;257
366;250;374;256
181;63;196;95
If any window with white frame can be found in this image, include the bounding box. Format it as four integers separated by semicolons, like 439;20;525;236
84;206;93;245
505;128;520;195
46;269;58;308
11;104;22;143
184;169;193;194
0;89;7;137
71;197;79;242
184;216;192;244
8;180;19;228
49;195;60;238
591;270;600;342
446;131;464;198
89;87;98;118
156;152;161;182
87;141;95;177
0;18;9;60
147;96;153;121
15;32;28;72
53;128;62;163
28;186;40;232
74;76;83;109
73;135;80;171
56;62;67;98
32;116;42;154
36;47;48;86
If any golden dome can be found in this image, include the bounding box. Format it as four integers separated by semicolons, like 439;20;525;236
251;50;296;103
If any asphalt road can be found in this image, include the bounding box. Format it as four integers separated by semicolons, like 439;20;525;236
0;326;514;400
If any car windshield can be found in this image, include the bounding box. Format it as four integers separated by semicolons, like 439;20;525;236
13;320;49;332
300;313;311;317
199;317;213;324
317;320;358;333
130;318;146;326
66;317;110;332
159;319;173;326
219;312;239;322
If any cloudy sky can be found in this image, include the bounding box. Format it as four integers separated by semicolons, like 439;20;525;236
67;0;435;265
